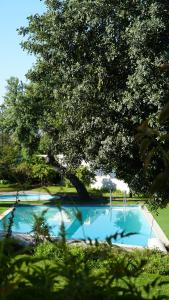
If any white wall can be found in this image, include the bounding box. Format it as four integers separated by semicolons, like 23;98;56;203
90;171;129;193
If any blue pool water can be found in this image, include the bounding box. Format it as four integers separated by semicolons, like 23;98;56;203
0;194;56;201
0;205;155;246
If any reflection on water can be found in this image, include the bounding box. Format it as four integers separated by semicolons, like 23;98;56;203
0;206;155;246
114;210;142;233
65;207;103;238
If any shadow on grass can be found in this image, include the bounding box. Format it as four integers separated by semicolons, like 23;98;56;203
13;197;143;207
0;203;12;208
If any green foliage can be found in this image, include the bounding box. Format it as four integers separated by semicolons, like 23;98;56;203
0;134;61;185
0;133;20;182
31;161;59;185
32;163;50;183
2;1;169;204
65;166;95;187
141;251;169;276
64;177;73;188
136;100;169;207
15;0;169;206
14;161;32;184
32;209;52;244
34;241;64;259
2;205;168;299
16;0;169;192
76;166;95;187
0;237;169;299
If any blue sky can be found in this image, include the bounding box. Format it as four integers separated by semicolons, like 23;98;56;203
0;0;46;102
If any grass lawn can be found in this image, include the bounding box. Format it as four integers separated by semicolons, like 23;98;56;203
0;183;145;216
0;182;146;198
0;183;21;192
32;185;123;197
152;205;169;239
0;204;10;214
32;185;144;198
32;185;78;194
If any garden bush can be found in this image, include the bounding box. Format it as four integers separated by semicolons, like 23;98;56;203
136;250;169;276
1;238;169;299
34;241;65;260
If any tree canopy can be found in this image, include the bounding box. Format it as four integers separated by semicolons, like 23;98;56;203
2;0;169;204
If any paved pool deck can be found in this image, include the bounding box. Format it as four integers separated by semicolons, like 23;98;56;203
0;207;14;220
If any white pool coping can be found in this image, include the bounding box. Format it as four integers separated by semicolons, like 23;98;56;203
0;207;14;220
141;205;169;252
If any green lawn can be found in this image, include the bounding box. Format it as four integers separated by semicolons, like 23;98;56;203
0;183;144;199
152;205;169;239
32;185;125;197
32;185;145;201
0;183;145;217
0;202;11;214
0;183;33;192
0;183;20;192
32;185;77;194
0;183;128;198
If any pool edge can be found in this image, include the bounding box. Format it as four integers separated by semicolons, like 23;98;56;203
141;205;169;252
0;207;14;220
0;204;168;252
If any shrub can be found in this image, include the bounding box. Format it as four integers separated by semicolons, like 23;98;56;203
31;210;52;244
139;250;169;275
34;241;64;259
32;163;59;185
1;239;168;300
13;161;32;184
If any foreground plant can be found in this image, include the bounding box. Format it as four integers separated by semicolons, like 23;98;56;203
0;236;169;300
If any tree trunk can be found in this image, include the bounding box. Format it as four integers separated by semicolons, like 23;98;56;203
47;153;91;201
66;172;90;201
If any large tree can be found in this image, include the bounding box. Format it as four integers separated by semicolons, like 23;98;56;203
1;77;92;199
4;0;169;203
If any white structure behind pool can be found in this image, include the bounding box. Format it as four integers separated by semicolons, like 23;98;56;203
90;170;129;193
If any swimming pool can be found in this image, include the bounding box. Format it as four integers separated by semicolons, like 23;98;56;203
0;193;58;201
0;205;156;247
